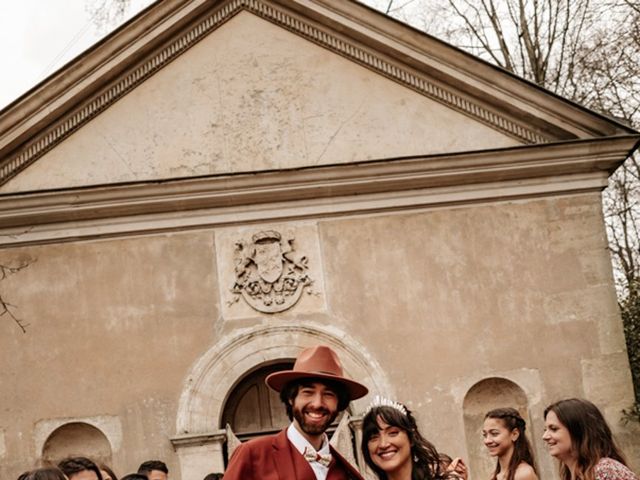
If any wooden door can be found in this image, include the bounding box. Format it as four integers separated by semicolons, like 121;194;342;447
222;362;294;441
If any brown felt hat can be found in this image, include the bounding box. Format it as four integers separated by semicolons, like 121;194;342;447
265;345;368;400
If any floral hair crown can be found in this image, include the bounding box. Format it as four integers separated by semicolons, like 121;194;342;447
365;395;408;416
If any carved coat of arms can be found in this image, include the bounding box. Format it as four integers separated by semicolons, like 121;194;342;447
230;230;312;313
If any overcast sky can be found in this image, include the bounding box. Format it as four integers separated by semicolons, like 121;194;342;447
0;0;155;110
0;0;404;111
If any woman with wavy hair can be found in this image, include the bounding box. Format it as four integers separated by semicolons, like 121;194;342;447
543;398;638;480
482;407;538;480
361;396;467;480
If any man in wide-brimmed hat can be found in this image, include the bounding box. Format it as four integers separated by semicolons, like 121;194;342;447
224;345;368;480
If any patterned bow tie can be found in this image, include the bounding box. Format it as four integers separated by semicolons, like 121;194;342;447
303;446;332;467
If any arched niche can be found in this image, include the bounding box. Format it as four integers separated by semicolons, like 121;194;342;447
172;324;390;479
462;377;530;480
42;422;112;465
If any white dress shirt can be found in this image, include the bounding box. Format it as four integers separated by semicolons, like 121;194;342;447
287;423;331;480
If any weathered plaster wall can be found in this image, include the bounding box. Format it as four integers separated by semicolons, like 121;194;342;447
2;192;637;479
316;192;638;478
1;233;218;477
0;11;520;193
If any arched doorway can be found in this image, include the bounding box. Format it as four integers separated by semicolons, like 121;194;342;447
221;362;293;441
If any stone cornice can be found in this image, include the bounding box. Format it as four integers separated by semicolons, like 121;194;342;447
0;137;636;247
1;0;613;188
169;430;227;448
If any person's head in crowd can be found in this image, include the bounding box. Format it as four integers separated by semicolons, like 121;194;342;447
266;345;368;450
543;398;633;480
16;467;67;480
202;474;223;480
137;461;167;480
121;475;148;480
361;396;460;480
98;464;117;480
483;407;538;480
58;457;103;480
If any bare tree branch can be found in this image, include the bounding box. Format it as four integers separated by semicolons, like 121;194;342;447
0;259;35;333
371;0;640;407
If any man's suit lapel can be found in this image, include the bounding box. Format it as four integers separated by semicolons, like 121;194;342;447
329;445;365;480
271;429;298;480
272;429;317;480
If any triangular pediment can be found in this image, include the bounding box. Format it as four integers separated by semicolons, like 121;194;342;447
0;0;635;193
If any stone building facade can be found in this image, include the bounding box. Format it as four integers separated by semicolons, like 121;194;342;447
0;1;638;479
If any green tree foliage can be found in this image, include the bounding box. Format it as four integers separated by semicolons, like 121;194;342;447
621;284;640;421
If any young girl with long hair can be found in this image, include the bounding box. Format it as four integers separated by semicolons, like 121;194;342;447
361;396;467;480
543;398;638;480
482;407;538;480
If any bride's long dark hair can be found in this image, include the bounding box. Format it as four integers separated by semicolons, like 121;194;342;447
361;403;450;480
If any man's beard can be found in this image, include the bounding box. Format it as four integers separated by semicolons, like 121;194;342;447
292;405;339;435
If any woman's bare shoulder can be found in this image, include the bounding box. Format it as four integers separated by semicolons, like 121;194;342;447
513;463;538;480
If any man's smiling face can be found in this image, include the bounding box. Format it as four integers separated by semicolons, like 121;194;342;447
290;381;339;441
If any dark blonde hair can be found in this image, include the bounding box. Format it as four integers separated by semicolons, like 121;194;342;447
485;408;537;480
544;398;627;480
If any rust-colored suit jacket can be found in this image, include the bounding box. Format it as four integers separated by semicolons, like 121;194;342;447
223;429;365;480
